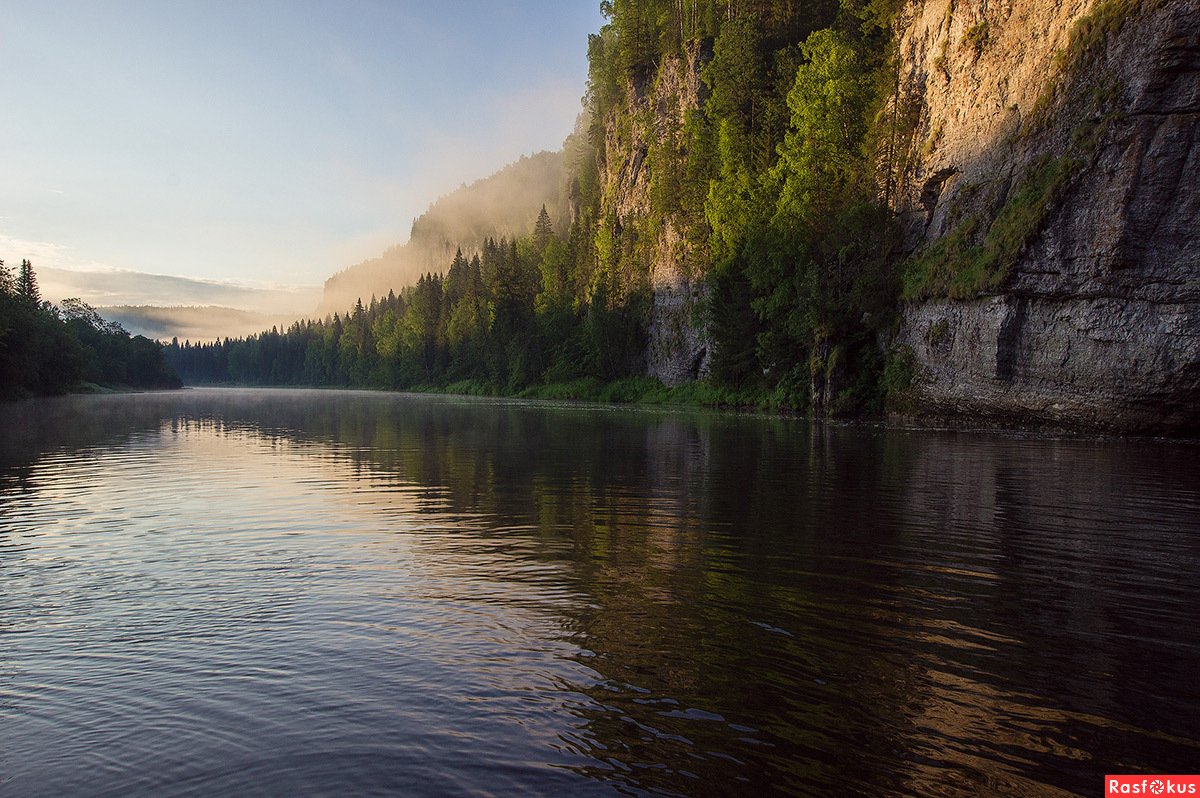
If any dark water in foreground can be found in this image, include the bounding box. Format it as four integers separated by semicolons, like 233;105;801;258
0;388;1197;797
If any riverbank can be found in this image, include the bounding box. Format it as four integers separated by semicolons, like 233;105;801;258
179;376;800;414
436;376;771;409
173;378;1196;438
2;381;184;401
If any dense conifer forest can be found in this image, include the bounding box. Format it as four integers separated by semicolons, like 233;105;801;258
167;0;913;412
166;233;652;399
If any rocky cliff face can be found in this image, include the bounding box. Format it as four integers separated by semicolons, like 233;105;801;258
597;44;711;385
893;0;1200;431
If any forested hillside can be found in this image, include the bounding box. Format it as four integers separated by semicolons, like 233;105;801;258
167;233;648;395
169;0;911;411
167;0;1197;430
320;151;569;314
0;260;182;398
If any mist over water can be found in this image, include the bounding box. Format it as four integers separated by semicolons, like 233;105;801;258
1;389;1198;796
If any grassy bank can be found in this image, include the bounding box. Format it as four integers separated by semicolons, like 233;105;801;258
178;377;794;413
410;376;787;412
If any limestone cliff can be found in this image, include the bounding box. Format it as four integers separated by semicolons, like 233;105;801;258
892;0;1199;431
595;43;712;385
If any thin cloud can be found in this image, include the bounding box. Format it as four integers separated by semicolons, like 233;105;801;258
37;267;320;315
1;233;319;314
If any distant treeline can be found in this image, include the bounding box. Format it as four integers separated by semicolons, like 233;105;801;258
0;259;182;399
166;224;648;393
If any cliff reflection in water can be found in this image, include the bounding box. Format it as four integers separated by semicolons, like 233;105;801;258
1;388;1197;797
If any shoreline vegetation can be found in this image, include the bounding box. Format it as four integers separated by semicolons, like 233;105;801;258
184;376;773;411
0;259;182;400
172;383;1197;441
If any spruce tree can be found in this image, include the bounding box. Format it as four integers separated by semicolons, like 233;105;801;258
17;259;39;304
533;205;554;253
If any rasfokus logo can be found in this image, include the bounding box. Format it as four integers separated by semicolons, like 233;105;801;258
1106;775;1200;795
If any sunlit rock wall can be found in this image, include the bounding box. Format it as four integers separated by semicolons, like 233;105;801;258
893;0;1200;431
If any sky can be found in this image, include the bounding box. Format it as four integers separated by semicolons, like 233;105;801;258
0;1;605;311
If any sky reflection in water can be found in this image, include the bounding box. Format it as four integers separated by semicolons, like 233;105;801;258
0;388;1198;797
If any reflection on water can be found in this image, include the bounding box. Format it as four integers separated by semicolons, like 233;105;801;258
1;388;1198;797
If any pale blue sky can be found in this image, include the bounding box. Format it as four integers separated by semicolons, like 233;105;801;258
0;1;604;309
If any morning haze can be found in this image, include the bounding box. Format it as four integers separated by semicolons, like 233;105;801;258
1;1;603;339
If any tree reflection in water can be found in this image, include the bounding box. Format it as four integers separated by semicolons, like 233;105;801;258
1;388;1197;797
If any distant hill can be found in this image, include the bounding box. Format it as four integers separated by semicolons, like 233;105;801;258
99;305;301;343
319;150;567;313
94;151;571;342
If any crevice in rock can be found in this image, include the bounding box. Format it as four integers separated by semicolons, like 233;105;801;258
920;167;959;220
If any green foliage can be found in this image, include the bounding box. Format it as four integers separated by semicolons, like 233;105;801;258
962;19;990;56
832;339;887;417
901;213;981;300
882;344;918;411
586;28;625;126
677;109;717;259
166;221;651;397
705;119;762;263
533;205;554;253
0;261;180;398
773;29;877;226
1057;0;1156;74
606;0;661;77
517;377;603;401
1027;0;1155;135
984;156;1078;270
684;3;903;416
705;260;763;388
903;156;1079;299
759;363;807;410
596;376;663;403
16;259;40;304
442;379;494;396
516;375;772;411
705;16;766;133
841;0;908;34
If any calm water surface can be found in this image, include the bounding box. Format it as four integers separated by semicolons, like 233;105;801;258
0;388;1197;797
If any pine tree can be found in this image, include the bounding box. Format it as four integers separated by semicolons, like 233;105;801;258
17;259;39;304
0;258;12;294
533;205;554;253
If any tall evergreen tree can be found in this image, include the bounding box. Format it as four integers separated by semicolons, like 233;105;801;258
533;205;554;254
17;259;39;304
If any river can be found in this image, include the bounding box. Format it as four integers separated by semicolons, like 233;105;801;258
1;388;1197;796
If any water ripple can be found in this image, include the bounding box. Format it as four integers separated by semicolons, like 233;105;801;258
0;389;1197;797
